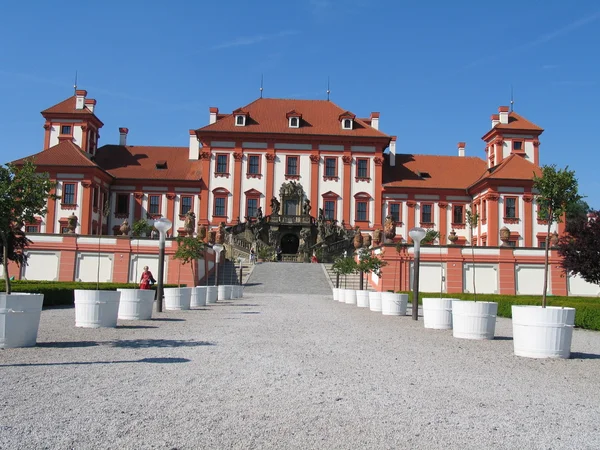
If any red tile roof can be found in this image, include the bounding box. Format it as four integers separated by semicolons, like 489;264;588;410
479;154;541;182
42;95;97;117
197;98;389;138
11;140;100;168
94;145;203;181
494;112;543;132
383;154;487;190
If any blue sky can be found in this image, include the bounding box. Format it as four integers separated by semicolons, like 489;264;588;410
1;1;598;207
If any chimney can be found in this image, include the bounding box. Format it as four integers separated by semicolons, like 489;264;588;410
491;114;500;128
189;129;199;160
84;98;96;113
458;142;466;157
389;136;397;166
119;127;129;146
209;107;218;124
498;106;509;124
75;89;87;110
370;112;380;130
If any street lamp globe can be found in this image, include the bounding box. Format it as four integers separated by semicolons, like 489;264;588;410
213;244;224;256
153;217;172;236
408;226;427;321
409;227;426;246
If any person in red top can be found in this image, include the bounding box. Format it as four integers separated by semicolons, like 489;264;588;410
139;266;156;290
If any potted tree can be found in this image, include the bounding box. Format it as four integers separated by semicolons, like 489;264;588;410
331;256;357;304
117;219;156;320
0;161;54;347
164;236;205;310
257;245;275;263
356;251;387;308
512;165;582;358
451;207;498;339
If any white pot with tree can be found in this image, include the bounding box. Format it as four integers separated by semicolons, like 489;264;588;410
356;250;387;308
512;165;582;358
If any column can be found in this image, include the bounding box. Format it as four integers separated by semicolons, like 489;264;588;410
373;155;384;229
406;201;416;239
46;181;57;233
342;154;352;225
80;181;93;235
486;193;500;246
523;194;533;247
232;151;243;221
166;193;176;231
199;149;211;224
310;153;320;214
265;151;276;200
438;202;448;244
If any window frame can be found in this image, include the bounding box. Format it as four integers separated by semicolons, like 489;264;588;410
148;194;161;216
212;188;230;219
215;153;229;175
420;202;433;224
289;117;299;128
179;195;193;216
60;124;73;136
342;118;353;130
324;157;338;180
246;197;259;219
247;154;261;177
285;155;300;179
115;193;130;216
504;196;519;220
61;182;78;208
452;204;465;225
235;115;246;126
512;139;525;153
389;202;402;224
356;158;370;180
354;192;371;223
324;200;336;220
482;199;487;223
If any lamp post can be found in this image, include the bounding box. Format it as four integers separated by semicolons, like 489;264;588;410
213;244;224;287
409;227;426;321
153;217;172;313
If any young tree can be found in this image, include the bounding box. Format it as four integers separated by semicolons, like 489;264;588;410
132;219;153;282
0;160;56;294
465;208;479;300
357;251;388;290
533;165;582;307
173;236;206;287
558;210;600;286
331;256;358;289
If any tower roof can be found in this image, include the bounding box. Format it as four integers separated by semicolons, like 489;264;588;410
11;140;102;169
41;95;104;126
196;98;389;139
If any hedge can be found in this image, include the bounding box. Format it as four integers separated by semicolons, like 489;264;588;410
399;291;600;331
0;281;181;307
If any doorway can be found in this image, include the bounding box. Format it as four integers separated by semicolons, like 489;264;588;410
280;233;299;254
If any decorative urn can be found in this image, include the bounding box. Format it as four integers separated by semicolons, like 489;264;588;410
67;213;78;234
197;223;207;242
383;215;396;241
499;226;510;245
363;234;372;248
372;229;382;246
448;229;458;245
353;230;364;250
120;219;131;236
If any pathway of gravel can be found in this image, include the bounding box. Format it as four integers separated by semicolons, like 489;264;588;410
1;263;599;449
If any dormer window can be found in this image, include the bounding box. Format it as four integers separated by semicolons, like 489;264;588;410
286;110;302;129
339;111;356;130
342;119;352;130
235;115;246;126
289;117;299;128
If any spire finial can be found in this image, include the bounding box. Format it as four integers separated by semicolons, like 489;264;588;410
326;76;331;101
510;85;514;112
260;74;264;98
73;70;78;94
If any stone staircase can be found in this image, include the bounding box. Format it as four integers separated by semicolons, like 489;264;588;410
204;260;254;286
323;263;376;291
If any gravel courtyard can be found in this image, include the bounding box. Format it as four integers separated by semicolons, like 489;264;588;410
1;263;600;449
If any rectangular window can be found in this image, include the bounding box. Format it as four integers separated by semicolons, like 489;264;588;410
286;156;298;175
149;195;161;215
482;200;487;221
505;197;517;218
356;158;369;178
25;225;39;233
180;196;193;215
453;205;464;224
116;193;129;214
248;155;260;174
60;125;72;135
324;200;335;219
247;198;258;218
216;154;228;173
356;201;367;221
325;158;337;177
92;187;99;209
389;203;401;222
513;140;524;152
421;203;432;223
63;183;76;205
214;197;226;217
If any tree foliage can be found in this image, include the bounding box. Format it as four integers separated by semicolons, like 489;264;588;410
357;251;387;278
533;164;583;307
173;236;206;287
0;160;56;294
558;211;600;286
132;219;152;237
421;229;440;245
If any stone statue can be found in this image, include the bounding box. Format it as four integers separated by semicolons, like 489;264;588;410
183;211;195;235
67;213;78;234
270;196;281;215
383;215;396;241
318;208;325;223
257;206;263;221
120;219;130;236
303;199;312;216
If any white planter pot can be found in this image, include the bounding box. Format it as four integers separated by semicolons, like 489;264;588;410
230;285;240;299
191;287;207;308
218;285;232;301
238;285;244;298
338;289;347;302
381;292;408;316
117;289;155;320
75;290;121;328
206;286;218;304
423;297;455;330
368;292;382;312
163;287;192;311
0;293;44;348
452;300;498;340
332;288;339;301
344;289;357;305
356;291;370;308
512;305;576;359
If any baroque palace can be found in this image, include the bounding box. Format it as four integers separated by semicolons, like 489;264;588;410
14;89;554;248
11;88;596;297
